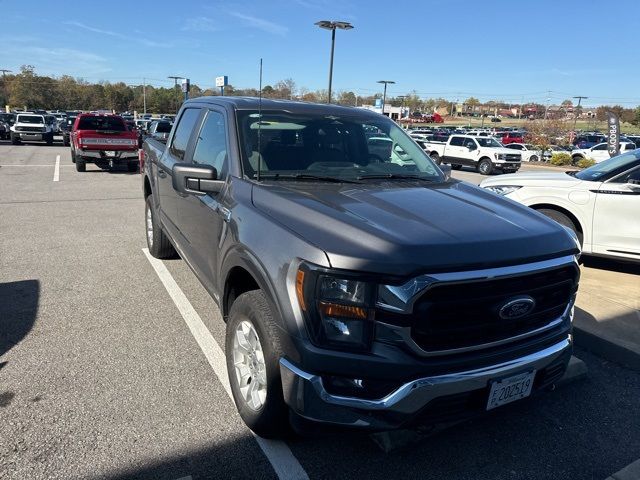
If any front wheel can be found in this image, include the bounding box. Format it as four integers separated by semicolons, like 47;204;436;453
536;208;583;246
529;155;539;162
226;290;289;439
10;133;20;145
430;152;441;165
145;194;176;258
63;136;70;147
477;158;493;175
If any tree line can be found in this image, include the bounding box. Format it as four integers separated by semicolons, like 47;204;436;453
1;66;639;124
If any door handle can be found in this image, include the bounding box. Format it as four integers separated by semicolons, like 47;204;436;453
216;205;231;222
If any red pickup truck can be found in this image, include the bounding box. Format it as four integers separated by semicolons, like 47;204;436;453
70;114;139;172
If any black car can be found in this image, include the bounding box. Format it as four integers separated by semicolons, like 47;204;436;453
60;116;77;146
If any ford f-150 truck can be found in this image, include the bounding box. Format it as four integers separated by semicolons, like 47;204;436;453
424;134;521;175
71;113;139;172
142;97;580;438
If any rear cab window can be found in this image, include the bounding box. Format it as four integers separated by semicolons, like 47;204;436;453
78;116;126;131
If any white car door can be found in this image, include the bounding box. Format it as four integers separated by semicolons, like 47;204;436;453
591;165;640;257
590;143;610;163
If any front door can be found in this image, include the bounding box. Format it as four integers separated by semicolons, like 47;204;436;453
175;108;231;295
591;166;640;257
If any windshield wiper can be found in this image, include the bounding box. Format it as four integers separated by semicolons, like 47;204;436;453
356;173;435;181
255;173;361;184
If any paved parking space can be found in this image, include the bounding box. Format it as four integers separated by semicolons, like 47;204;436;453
2;143;639;479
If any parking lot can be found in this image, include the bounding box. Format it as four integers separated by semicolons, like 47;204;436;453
2;141;640;480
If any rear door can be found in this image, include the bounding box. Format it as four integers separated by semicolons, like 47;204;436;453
444;136;466;163
157;107;202;239
590;143;609;162
175;108;231;293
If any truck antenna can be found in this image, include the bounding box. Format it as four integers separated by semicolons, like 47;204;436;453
257;58;263;182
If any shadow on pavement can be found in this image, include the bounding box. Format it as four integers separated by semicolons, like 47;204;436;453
582;256;640;275
0;279;40;359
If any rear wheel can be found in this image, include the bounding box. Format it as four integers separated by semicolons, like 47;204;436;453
226;290;289;439
10;133;20;145
63;136;70;147
45;133;53;145
145;194;176;258
536;208;583;246
75;159;86;172
572;155;583;165
430;152;441;165
478;158;493;175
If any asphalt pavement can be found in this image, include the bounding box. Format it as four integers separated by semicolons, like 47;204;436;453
1;141;639;480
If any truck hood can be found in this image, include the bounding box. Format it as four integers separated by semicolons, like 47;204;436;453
480;171;585;188
252;180;578;276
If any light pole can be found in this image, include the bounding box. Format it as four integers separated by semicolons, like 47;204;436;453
315;20;353;104
0;69;11;78
168;75;183;113
377;80;395;116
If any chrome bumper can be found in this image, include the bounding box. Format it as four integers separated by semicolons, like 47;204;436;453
78;149;138;160
280;336;572;430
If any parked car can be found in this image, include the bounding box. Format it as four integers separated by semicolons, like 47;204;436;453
60;115;78;146
504;143;561;162
142;97;579;437
571;142;636;164
70;113;139;172
0;113;16;139
9;113;56;145
481;149;640;262
146;120;173;143
494;131;524;145
423;134;521;174
573;134;605;149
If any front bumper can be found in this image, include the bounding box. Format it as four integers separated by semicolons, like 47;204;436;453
280;336;572;430
16;132;45;140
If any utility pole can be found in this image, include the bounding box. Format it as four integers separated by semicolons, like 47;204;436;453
167;76;183;114
572;95;588;132
143;77;147;115
544;90;551;120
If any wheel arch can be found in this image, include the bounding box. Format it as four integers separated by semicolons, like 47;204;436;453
529;202;584;237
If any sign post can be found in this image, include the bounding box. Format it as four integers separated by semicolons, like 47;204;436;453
181;79;190;102
215;76;228;96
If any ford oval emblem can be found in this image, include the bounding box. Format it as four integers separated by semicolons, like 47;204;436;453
499;296;536;320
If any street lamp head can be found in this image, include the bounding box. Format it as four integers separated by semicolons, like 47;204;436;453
315;20;354;30
377;80;395;85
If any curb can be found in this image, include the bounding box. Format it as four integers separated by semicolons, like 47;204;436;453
605;459;640;480
573;326;640;372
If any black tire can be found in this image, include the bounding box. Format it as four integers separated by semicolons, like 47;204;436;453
226;290;289;439
70;149;76;163
63;136;70;147
45;133;53;145
530;155;539;162
451;164;463;170
477;158;493;175
145;194;176;258
537;208;583;246
572;155;583;165
75;159;86;172
127;161;139;173
10;133;20;145
430;152;441;165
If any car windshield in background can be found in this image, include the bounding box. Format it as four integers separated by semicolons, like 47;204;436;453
77;116;125;131
476;137;503;148
236;110;443;182
574;150;640;182
155;122;172;133
17;115;44;124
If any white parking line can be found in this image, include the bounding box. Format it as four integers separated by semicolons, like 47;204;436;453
53;155;60;182
143;248;309;480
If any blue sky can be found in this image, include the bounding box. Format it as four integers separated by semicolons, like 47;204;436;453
2;0;639;107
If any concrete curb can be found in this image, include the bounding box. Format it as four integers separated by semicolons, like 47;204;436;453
605;459;640;480
574;326;640;372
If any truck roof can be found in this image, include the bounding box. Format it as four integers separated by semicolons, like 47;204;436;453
183;96;381;119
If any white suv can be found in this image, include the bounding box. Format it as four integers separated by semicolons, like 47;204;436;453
571;142;636;163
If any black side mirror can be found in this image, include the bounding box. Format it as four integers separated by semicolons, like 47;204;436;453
172;163;224;195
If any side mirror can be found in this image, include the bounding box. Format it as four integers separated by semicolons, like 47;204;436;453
439;164;452;180
627;171;640;190
467;144;476;151
172;163;224;195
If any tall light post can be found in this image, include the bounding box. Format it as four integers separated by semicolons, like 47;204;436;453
168;75;184;113
572;95;588;133
315;20;353;104
377;80;395;116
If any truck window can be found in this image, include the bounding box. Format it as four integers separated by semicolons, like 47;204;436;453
77;116;125;131
170;108;201;160
449;137;465;146
192;111;228;178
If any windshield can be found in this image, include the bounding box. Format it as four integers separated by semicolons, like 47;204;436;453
575;150;640;181
17;115;44;124
77;115;125;131
476;137;503;148
236;110;443;182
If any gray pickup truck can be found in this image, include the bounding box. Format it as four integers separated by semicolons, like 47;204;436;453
142;97;580;438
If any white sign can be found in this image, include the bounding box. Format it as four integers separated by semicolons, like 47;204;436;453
215;76;228;87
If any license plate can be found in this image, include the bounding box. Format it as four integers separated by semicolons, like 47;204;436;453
487;371;535;410
104;151;116;156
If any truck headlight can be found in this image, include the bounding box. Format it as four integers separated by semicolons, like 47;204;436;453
484;185;522;196
296;267;375;351
494;153;506;160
